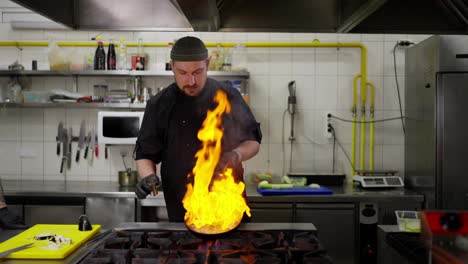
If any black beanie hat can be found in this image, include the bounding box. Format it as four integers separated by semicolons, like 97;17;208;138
171;36;208;61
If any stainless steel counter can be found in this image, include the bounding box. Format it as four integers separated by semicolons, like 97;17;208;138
1;180;136;198
0;180;424;204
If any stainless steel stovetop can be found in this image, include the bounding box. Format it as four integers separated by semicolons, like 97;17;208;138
77;222;332;264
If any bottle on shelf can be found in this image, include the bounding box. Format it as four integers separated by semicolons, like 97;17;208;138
222;47;232;71
94;36;106;70
107;39;116;70
117;37;128;70
165;41;174;71
209;43;222;71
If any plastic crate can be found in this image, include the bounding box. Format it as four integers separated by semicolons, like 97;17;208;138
395;210;421;232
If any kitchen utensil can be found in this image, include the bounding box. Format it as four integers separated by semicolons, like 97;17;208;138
60;128;68;173
8;61;24;71
94;130;99;158
256;185;333;195
90;128;95;164
185;219;241;239
118;170;137;187
76;120;85;162
0;243;33;258
84;131;91;159
56;122;63;155
0;224;101;259
67;127;72;169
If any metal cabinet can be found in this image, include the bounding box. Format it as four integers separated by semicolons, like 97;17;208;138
86;197;136;229
295;203;356;264
22;197;85;225
249;203;294;222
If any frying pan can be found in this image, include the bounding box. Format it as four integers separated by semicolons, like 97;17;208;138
185;218;242;240
185;165;246;239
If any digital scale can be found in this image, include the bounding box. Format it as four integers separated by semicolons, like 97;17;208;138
353;170;404;188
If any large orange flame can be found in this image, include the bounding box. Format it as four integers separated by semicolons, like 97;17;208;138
183;90;251;234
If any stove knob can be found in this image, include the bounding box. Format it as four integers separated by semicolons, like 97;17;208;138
440;212;462;232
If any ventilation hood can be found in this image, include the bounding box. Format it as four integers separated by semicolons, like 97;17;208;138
10;0;468;34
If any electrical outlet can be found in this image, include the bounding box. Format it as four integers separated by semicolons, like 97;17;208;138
325;112;333;139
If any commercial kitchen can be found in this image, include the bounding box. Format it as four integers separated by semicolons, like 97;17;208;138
0;0;466;263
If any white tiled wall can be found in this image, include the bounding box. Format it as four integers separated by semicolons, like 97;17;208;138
0;13;432;182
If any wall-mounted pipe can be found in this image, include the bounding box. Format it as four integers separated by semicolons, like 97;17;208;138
351;74;361;176
367;81;375;171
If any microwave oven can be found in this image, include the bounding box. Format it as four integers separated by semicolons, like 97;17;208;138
97;111;144;145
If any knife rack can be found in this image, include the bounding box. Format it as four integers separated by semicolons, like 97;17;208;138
56;136;92;142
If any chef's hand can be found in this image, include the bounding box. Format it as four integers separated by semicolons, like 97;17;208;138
135;174;160;199
214;150;242;176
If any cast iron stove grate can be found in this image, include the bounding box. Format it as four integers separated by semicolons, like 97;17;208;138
80;229;332;264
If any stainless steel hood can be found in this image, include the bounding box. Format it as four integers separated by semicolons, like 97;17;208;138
10;0;468;33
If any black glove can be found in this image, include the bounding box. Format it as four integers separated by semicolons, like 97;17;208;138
0;207;28;229
135;174;160;199
214;150;242;176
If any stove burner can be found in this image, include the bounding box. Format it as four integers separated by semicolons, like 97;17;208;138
81;229;332;264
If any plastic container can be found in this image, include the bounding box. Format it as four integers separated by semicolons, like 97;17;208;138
48;41;69;71
231;43;247;71
23;91;50;103
69;47;87;71
395;211;421;232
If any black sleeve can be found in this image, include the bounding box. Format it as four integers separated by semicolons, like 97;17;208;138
223;84;262;147
234;92;262;144
134;98;164;164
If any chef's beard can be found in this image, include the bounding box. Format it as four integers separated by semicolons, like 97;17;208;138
183;85;200;96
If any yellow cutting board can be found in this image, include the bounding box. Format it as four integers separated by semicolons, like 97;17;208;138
0;224;101;259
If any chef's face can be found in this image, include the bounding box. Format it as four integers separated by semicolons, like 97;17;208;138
171;60;209;96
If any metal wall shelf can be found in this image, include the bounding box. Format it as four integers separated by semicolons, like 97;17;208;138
0;70;250;78
0;70;249;109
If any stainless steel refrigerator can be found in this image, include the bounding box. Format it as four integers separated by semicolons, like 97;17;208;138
405;35;468;209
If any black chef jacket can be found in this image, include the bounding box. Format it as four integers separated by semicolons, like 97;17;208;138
135;78;262;222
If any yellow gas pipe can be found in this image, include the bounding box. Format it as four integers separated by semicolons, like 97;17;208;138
0;40;369;176
352;74;376;175
351;74;361;176
368;81;375;171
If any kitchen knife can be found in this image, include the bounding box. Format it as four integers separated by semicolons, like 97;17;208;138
0;243;33;258
67;127;72;169
84;131;91;159
76;120;86;162
56;122;63;156
95;130;99;158
60;129;68;173
90;128;95;164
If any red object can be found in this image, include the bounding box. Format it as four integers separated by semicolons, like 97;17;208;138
421;211;468;264
95;145;99;157
422;211;468;235
131;54;146;70
77;96;92;103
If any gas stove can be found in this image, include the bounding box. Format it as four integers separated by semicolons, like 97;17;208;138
79;223;332;264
